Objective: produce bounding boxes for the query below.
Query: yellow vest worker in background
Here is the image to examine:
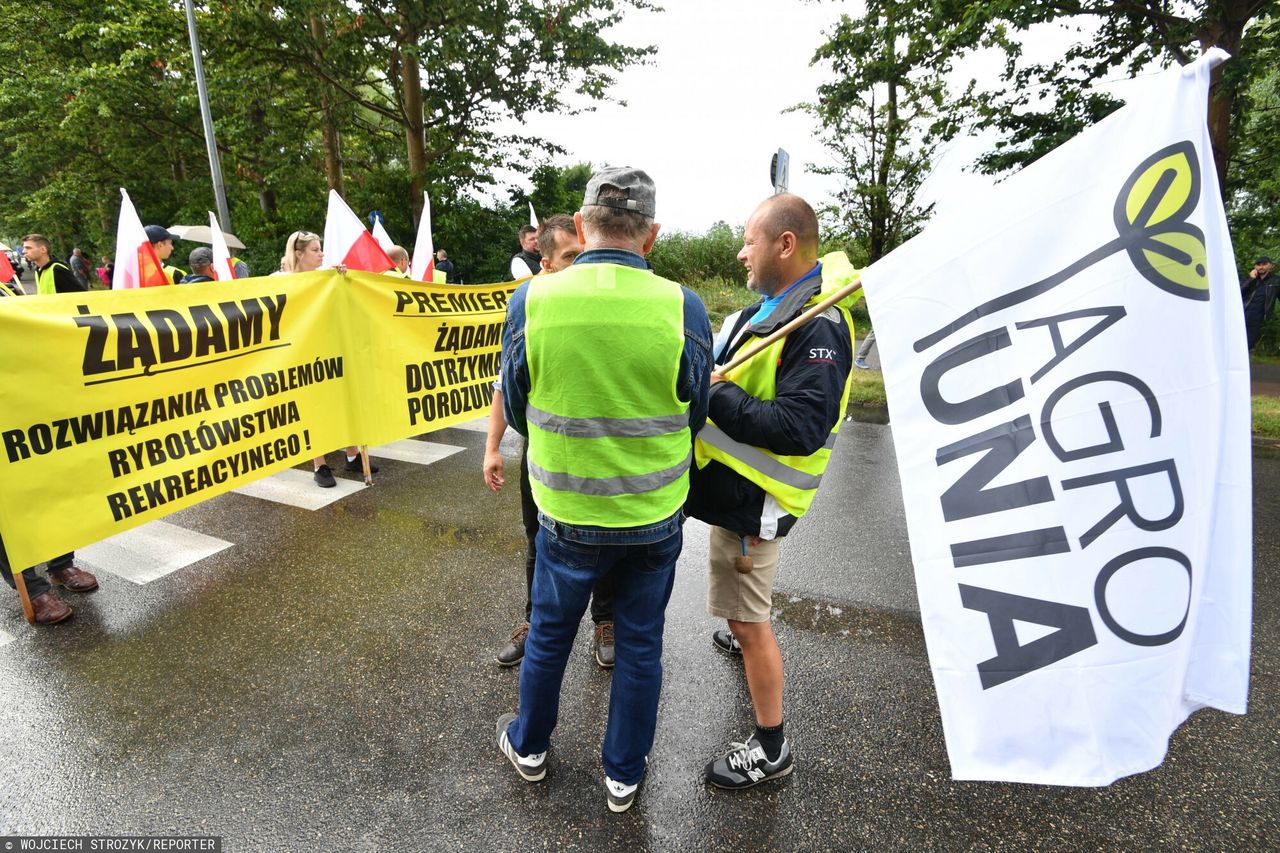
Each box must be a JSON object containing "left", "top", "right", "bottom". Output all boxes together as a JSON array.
[
  {"left": 687, "top": 194, "right": 858, "bottom": 790},
  {"left": 493, "top": 167, "right": 712, "bottom": 814},
  {"left": 144, "top": 225, "right": 186, "bottom": 284}
]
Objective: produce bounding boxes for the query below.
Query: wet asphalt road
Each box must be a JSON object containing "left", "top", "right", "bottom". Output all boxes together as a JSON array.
[{"left": 0, "top": 420, "right": 1275, "bottom": 851}]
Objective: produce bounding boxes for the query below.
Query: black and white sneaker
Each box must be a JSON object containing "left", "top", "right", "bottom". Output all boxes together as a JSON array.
[
  {"left": 605, "top": 774, "right": 639, "bottom": 813},
  {"left": 712, "top": 628, "right": 742, "bottom": 656},
  {"left": 704, "top": 736, "right": 793, "bottom": 789},
  {"left": 496, "top": 712, "right": 546, "bottom": 782}
]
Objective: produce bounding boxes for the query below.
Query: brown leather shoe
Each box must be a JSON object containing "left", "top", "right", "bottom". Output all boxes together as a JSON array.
[
  {"left": 497, "top": 622, "right": 529, "bottom": 667},
  {"left": 47, "top": 565, "right": 99, "bottom": 592},
  {"left": 30, "top": 592, "right": 73, "bottom": 625}
]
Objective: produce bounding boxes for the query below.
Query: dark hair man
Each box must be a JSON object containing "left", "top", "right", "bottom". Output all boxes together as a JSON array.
[
  {"left": 1242, "top": 255, "right": 1278, "bottom": 350},
  {"left": 687, "top": 193, "right": 858, "bottom": 790},
  {"left": 181, "top": 247, "right": 217, "bottom": 284},
  {"left": 486, "top": 213, "right": 616, "bottom": 670},
  {"left": 21, "top": 234, "right": 85, "bottom": 295},
  {"left": 510, "top": 224, "right": 540, "bottom": 280},
  {"left": 494, "top": 167, "right": 712, "bottom": 813}
]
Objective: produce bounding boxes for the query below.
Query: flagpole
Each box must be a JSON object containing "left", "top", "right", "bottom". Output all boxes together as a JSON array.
[
  {"left": 182, "top": 0, "right": 232, "bottom": 231},
  {"left": 717, "top": 280, "right": 863, "bottom": 374},
  {"left": 13, "top": 569, "right": 34, "bottom": 624}
]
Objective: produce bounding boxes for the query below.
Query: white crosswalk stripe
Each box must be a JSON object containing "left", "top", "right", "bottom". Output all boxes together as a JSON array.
[
  {"left": 0, "top": 629, "right": 14, "bottom": 647},
  {"left": 368, "top": 439, "right": 465, "bottom": 466},
  {"left": 232, "top": 467, "right": 365, "bottom": 510},
  {"left": 446, "top": 415, "right": 497, "bottom": 434},
  {"left": 76, "top": 520, "right": 234, "bottom": 585}
]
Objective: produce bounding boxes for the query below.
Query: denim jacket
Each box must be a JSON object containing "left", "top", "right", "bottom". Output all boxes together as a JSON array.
[{"left": 500, "top": 247, "right": 713, "bottom": 544}]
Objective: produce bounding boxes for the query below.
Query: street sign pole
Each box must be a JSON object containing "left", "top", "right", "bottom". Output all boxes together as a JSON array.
[{"left": 183, "top": 0, "right": 232, "bottom": 231}]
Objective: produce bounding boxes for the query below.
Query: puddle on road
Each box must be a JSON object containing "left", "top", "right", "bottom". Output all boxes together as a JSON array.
[{"left": 771, "top": 590, "right": 922, "bottom": 646}]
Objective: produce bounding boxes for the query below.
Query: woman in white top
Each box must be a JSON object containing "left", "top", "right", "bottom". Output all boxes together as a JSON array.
[{"left": 276, "top": 230, "right": 375, "bottom": 488}]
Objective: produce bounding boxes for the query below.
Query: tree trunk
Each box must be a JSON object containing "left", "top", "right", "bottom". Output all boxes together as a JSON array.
[
  {"left": 1202, "top": 7, "right": 1246, "bottom": 198},
  {"left": 311, "top": 14, "right": 343, "bottom": 194},
  {"left": 400, "top": 37, "right": 427, "bottom": 227}
]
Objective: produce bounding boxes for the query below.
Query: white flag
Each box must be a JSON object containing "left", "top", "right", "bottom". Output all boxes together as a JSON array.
[
  {"left": 409, "top": 191, "right": 436, "bottom": 283},
  {"left": 208, "top": 211, "right": 236, "bottom": 281},
  {"left": 861, "top": 49, "right": 1251, "bottom": 786},
  {"left": 372, "top": 218, "right": 395, "bottom": 253},
  {"left": 528, "top": 201, "right": 538, "bottom": 228},
  {"left": 112, "top": 189, "right": 169, "bottom": 290}
]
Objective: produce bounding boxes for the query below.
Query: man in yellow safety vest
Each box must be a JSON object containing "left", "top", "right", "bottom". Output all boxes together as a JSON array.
[
  {"left": 493, "top": 167, "right": 712, "bottom": 813},
  {"left": 687, "top": 193, "right": 858, "bottom": 790}
]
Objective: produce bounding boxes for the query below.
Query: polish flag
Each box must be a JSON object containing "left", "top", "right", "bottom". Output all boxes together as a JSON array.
[
  {"left": 409, "top": 192, "right": 437, "bottom": 283},
  {"left": 372, "top": 218, "right": 395, "bottom": 253},
  {"left": 209, "top": 211, "right": 237, "bottom": 281},
  {"left": 113, "top": 188, "right": 169, "bottom": 289},
  {"left": 0, "top": 251, "right": 15, "bottom": 284},
  {"left": 529, "top": 201, "right": 538, "bottom": 228},
  {"left": 322, "top": 190, "right": 395, "bottom": 273}
]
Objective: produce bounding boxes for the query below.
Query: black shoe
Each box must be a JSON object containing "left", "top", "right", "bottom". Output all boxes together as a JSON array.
[
  {"left": 344, "top": 453, "right": 379, "bottom": 474},
  {"left": 313, "top": 464, "right": 336, "bottom": 488},
  {"left": 712, "top": 628, "right": 742, "bottom": 656},
  {"left": 497, "top": 622, "right": 529, "bottom": 666},
  {"left": 496, "top": 712, "right": 546, "bottom": 782},
  {"left": 705, "top": 736, "right": 793, "bottom": 789},
  {"left": 593, "top": 622, "right": 615, "bottom": 669}
]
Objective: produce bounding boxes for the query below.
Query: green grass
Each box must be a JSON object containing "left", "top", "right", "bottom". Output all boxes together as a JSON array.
[
  {"left": 1255, "top": 396, "right": 1280, "bottom": 439},
  {"left": 847, "top": 370, "right": 887, "bottom": 407}
]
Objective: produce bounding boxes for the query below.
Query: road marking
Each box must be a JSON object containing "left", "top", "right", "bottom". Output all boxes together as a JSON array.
[
  {"left": 0, "top": 628, "right": 14, "bottom": 647},
  {"left": 368, "top": 439, "right": 465, "bottom": 466},
  {"left": 77, "top": 520, "right": 234, "bottom": 585},
  {"left": 232, "top": 468, "right": 365, "bottom": 510},
  {"left": 444, "top": 415, "right": 495, "bottom": 434}
]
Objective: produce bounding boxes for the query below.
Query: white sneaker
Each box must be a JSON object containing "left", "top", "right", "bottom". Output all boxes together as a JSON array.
[{"left": 605, "top": 774, "right": 639, "bottom": 813}]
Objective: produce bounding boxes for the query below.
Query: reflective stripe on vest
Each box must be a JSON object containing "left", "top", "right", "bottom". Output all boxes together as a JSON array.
[
  {"left": 525, "top": 262, "right": 690, "bottom": 528},
  {"left": 694, "top": 256, "right": 859, "bottom": 519}
]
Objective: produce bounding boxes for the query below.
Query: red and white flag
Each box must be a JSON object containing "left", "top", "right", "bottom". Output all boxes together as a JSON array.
[
  {"left": 209, "top": 211, "right": 237, "bottom": 281},
  {"left": 410, "top": 192, "right": 436, "bottom": 283},
  {"left": 113, "top": 188, "right": 169, "bottom": 289},
  {"left": 0, "top": 250, "right": 15, "bottom": 284},
  {"left": 372, "top": 218, "right": 395, "bottom": 253},
  {"left": 529, "top": 201, "right": 538, "bottom": 228},
  {"left": 322, "top": 190, "right": 395, "bottom": 273}
]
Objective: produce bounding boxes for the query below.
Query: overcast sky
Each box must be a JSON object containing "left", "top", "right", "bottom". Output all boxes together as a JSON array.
[
  {"left": 495, "top": 1, "right": 1153, "bottom": 235},
  {"left": 496, "top": 0, "right": 875, "bottom": 233}
]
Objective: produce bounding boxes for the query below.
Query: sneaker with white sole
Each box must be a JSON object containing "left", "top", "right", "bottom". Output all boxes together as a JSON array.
[
  {"left": 705, "top": 735, "right": 793, "bottom": 789},
  {"left": 712, "top": 628, "right": 742, "bottom": 656},
  {"left": 605, "top": 774, "right": 639, "bottom": 813},
  {"left": 496, "top": 712, "right": 546, "bottom": 782}
]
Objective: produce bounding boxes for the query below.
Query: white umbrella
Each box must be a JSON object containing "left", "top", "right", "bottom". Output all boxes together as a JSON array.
[
  {"left": 167, "top": 224, "right": 246, "bottom": 250},
  {"left": 0, "top": 241, "right": 10, "bottom": 252}
]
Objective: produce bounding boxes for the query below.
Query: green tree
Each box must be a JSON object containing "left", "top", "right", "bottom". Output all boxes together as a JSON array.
[
  {"left": 799, "top": 1, "right": 966, "bottom": 262},
  {"left": 936, "top": 0, "right": 1273, "bottom": 196}
]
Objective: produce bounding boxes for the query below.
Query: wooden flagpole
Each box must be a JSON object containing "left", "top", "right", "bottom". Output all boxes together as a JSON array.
[
  {"left": 716, "top": 280, "right": 864, "bottom": 374},
  {"left": 13, "top": 569, "right": 34, "bottom": 624}
]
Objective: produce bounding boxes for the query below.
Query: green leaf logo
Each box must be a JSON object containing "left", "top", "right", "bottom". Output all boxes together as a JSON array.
[{"left": 1113, "top": 141, "right": 1209, "bottom": 301}]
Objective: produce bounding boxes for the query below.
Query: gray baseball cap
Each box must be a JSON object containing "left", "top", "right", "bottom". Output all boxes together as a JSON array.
[
  {"left": 189, "top": 246, "right": 214, "bottom": 268},
  {"left": 583, "top": 166, "right": 656, "bottom": 218}
]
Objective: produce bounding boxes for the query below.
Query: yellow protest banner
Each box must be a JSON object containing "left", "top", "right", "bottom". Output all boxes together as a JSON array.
[{"left": 0, "top": 271, "right": 514, "bottom": 569}]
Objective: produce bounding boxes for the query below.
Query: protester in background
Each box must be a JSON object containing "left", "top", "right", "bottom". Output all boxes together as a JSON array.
[
  {"left": 494, "top": 167, "right": 711, "bottom": 814},
  {"left": 1242, "top": 255, "right": 1278, "bottom": 351},
  {"left": 275, "top": 230, "right": 376, "bottom": 487},
  {"left": 12, "top": 234, "right": 100, "bottom": 604},
  {"left": 855, "top": 327, "right": 876, "bottom": 369},
  {"left": 144, "top": 225, "right": 185, "bottom": 284},
  {"left": 387, "top": 246, "right": 410, "bottom": 277},
  {"left": 68, "top": 247, "right": 91, "bottom": 289},
  {"left": 96, "top": 255, "right": 111, "bottom": 287},
  {"left": 509, "top": 225, "right": 540, "bottom": 279},
  {"left": 22, "top": 234, "right": 85, "bottom": 295},
  {"left": 435, "top": 249, "right": 456, "bottom": 283},
  {"left": 687, "top": 194, "right": 855, "bottom": 790},
  {"left": 483, "top": 214, "right": 616, "bottom": 670},
  {"left": 180, "top": 247, "right": 217, "bottom": 283}
]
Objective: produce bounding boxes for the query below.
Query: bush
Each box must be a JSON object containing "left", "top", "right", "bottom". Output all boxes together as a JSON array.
[{"left": 649, "top": 222, "right": 746, "bottom": 287}]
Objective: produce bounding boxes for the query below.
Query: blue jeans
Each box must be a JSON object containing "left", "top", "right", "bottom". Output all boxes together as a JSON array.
[{"left": 508, "top": 518, "right": 683, "bottom": 785}]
